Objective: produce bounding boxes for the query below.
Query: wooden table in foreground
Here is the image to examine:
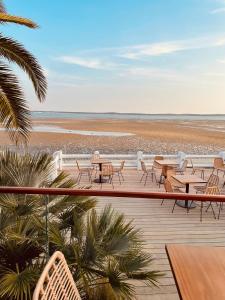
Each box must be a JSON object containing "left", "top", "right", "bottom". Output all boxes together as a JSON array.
[
  {"left": 166, "top": 244, "right": 225, "bottom": 300},
  {"left": 172, "top": 174, "right": 207, "bottom": 209}
]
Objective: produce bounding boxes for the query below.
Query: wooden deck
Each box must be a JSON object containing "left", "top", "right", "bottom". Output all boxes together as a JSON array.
[{"left": 65, "top": 167, "right": 225, "bottom": 300}]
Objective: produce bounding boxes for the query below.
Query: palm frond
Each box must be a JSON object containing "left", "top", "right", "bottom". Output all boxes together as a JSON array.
[
  {"left": 0, "top": 13, "right": 38, "bottom": 28},
  {"left": 0, "top": 35, "right": 47, "bottom": 101},
  {"left": 0, "top": 267, "right": 39, "bottom": 300},
  {"left": 0, "top": 62, "right": 31, "bottom": 141},
  {"left": 0, "top": 1, "right": 6, "bottom": 13}
]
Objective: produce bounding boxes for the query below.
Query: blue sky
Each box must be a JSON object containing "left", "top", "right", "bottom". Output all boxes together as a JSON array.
[{"left": 3, "top": 0, "right": 225, "bottom": 113}]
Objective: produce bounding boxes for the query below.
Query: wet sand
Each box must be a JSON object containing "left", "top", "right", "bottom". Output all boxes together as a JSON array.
[{"left": 1, "top": 118, "right": 225, "bottom": 154}]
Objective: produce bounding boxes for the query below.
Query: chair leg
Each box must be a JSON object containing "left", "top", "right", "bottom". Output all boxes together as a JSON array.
[
  {"left": 201, "top": 170, "right": 204, "bottom": 180},
  {"left": 144, "top": 173, "right": 149, "bottom": 186},
  {"left": 140, "top": 173, "right": 144, "bottom": 183},
  {"left": 118, "top": 173, "right": 121, "bottom": 185},
  {"left": 120, "top": 172, "right": 124, "bottom": 181},
  {"left": 161, "top": 199, "right": 164, "bottom": 205},
  {"left": 172, "top": 200, "right": 177, "bottom": 213},
  {"left": 110, "top": 175, "right": 114, "bottom": 189},
  {"left": 218, "top": 203, "right": 223, "bottom": 219},
  {"left": 76, "top": 173, "right": 81, "bottom": 184}
]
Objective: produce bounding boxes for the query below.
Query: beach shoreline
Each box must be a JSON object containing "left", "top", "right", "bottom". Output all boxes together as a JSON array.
[{"left": 1, "top": 118, "right": 225, "bottom": 154}]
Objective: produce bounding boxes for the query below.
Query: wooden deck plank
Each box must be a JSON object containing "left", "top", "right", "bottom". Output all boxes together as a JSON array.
[{"left": 64, "top": 167, "right": 225, "bottom": 299}]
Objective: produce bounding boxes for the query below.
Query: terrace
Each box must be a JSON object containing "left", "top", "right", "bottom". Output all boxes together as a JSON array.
[{"left": 48, "top": 150, "right": 225, "bottom": 299}]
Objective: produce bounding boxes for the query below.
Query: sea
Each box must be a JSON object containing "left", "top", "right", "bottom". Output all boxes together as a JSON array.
[{"left": 32, "top": 111, "right": 225, "bottom": 121}]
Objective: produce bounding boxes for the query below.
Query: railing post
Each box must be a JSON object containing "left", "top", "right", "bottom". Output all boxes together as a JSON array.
[
  {"left": 178, "top": 151, "right": 186, "bottom": 165},
  {"left": 137, "top": 151, "right": 143, "bottom": 170},
  {"left": 219, "top": 151, "right": 225, "bottom": 161}
]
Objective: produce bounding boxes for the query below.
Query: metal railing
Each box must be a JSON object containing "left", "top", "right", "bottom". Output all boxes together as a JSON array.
[{"left": 0, "top": 186, "right": 224, "bottom": 202}]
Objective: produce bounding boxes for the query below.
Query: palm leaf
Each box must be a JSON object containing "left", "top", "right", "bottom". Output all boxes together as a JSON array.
[
  {"left": 0, "top": 35, "right": 47, "bottom": 101},
  {"left": 0, "top": 13, "right": 38, "bottom": 28},
  {"left": 0, "top": 1, "right": 6, "bottom": 13},
  {"left": 0, "top": 62, "right": 31, "bottom": 141}
]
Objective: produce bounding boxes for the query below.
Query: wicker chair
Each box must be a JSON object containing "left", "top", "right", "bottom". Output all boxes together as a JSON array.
[
  {"left": 113, "top": 160, "right": 125, "bottom": 184},
  {"left": 161, "top": 179, "right": 184, "bottom": 211},
  {"left": 140, "top": 160, "right": 157, "bottom": 185},
  {"left": 175, "top": 159, "right": 188, "bottom": 175},
  {"left": 213, "top": 158, "right": 225, "bottom": 175},
  {"left": 190, "top": 159, "right": 205, "bottom": 179},
  {"left": 100, "top": 163, "right": 114, "bottom": 188},
  {"left": 76, "top": 160, "right": 93, "bottom": 184},
  {"left": 33, "top": 251, "right": 81, "bottom": 300},
  {"left": 194, "top": 173, "right": 219, "bottom": 194},
  {"left": 189, "top": 186, "right": 218, "bottom": 222}
]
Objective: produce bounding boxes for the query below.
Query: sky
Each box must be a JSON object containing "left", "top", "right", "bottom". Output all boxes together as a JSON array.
[{"left": 3, "top": 0, "right": 225, "bottom": 114}]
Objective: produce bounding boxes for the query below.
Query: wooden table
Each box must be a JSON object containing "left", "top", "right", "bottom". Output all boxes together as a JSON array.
[
  {"left": 91, "top": 159, "right": 111, "bottom": 183},
  {"left": 166, "top": 244, "right": 225, "bottom": 300},
  {"left": 155, "top": 160, "right": 179, "bottom": 180},
  {"left": 172, "top": 174, "right": 207, "bottom": 209}
]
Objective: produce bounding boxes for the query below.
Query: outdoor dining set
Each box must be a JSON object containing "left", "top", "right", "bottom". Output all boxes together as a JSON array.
[{"left": 76, "top": 153, "right": 225, "bottom": 221}]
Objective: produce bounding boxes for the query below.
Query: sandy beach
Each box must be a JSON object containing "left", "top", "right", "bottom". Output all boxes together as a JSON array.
[{"left": 1, "top": 118, "right": 225, "bottom": 154}]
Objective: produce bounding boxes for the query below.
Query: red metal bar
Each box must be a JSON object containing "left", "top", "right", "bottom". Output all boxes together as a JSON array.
[{"left": 0, "top": 186, "right": 224, "bottom": 202}]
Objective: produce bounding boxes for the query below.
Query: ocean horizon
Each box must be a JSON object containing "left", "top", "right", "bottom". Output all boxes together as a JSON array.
[{"left": 32, "top": 111, "right": 225, "bottom": 121}]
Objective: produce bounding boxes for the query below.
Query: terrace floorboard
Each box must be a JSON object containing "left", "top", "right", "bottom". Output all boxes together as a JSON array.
[{"left": 65, "top": 167, "right": 225, "bottom": 300}]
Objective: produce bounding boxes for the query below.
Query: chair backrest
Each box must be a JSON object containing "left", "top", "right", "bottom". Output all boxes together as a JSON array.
[
  {"left": 214, "top": 157, "right": 224, "bottom": 169},
  {"left": 76, "top": 160, "right": 80, "bottom": 171},
  {"left": 164, "top": 179, "right": 174, "bottom": 193},
  {"left": 207, "top": 174, "right": 219, "bottom": 187},
  {"left": 33, "top": 251, "right": 81, "bottom": 300},
  {"left": 102, "top": 163, "right": 114, "bottom": 176},
  {"left": 120, "top": 160, "right": 125, "bottom": 171},
  {"left": 140, "top": 160, "right": 147, "bottom": 173},
  {"left": 205, "top": 185, "right": 220, "bottom": 195}
]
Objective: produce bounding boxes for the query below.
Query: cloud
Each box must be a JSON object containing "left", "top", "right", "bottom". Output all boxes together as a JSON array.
[
  {"left": 118, "top": 37, "right": 225, "bottom": 60},
  {"left": 120, "top": 67, "right": 180, "bottom": 80},
  {"left": 210, "top": 7, "right": 225, "bottom": 14},
  {"left": 57, "top": 55, "right": 116, "bottom": 70},
  {"left": 217, "top": 58, "right": 225, "bottom": 63}
]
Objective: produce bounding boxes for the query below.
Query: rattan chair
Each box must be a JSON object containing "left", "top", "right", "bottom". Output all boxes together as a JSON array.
[
  {"left": 140, "top": 160, "right": 157, "bottom": 185},
  {"left": 100, "top": 163, "right": 114, "bottom": 188},
  {"left": 194, "top": 173, "right": 219, "bottom": 194},
  {"left": 213, "top": 157, "right": 225, "bottom": 175},
  {"left": 161, "top": 179, "right": 184, "bottom": 211},
  {"left": 33, "top": 251, "right": 81, "bottom": 300},
  {"left": 190, "top": 159, "right": 205, "bottom": 179},
  {"left": 113, "top": 160, "right": 125, "bottom": 184},
  {"left": 175, "top": 159, "right": 188, "bottom": 174},
  {"left": 76, "top": 160, "right": 93, "bottom": 184},
  {"left": 189, "top": 186, "right": 218, "bottom": 222}
]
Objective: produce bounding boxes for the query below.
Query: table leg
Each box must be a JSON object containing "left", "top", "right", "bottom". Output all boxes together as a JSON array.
[
  {"left": 176, "top": 183, "right": 196, "bottom": 209},
  {"left": 93, "top": 163, "right": 107, "bottom": 183},
  {"left": 99, "top": 163, "right": 102, "bottom": 183}
]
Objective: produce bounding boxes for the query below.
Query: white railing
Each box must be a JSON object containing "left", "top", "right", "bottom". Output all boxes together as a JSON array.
[{"left": 52, "top": 150, "right": 224, "bottom": 171}]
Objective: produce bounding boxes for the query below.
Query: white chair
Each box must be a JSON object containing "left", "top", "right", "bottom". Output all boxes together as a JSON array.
[{"left": 33, "top": 251, "right": 81, "bottom": 300}]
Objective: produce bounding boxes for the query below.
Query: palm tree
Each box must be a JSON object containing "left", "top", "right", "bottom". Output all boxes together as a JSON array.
[
  {"left": 0, "top": 150, "right": 163, "bottom": 299},
  {"left": 0, "top": 1, "right": 47, "bottom": 142}
]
